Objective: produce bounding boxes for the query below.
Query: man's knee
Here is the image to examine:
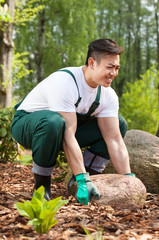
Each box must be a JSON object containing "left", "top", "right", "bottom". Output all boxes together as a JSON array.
[
  {"left": 42, "top": 112, "right": 66, "bottom": 136},
  {"left": 119, "top": 114, "right": 127, "bottom": 138}
]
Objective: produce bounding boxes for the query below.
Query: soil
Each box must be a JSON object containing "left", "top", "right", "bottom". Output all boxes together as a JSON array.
[{"left": 0, "top": 162, "right": 159, "bottom": 240}]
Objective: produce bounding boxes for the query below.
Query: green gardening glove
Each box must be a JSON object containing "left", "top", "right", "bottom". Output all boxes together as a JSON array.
[
  {"left": 75, "top": 172, "right": 100, "bottom": 205},
  {"left": 125, "top": 173, "right": 136, "bottom": 177}
]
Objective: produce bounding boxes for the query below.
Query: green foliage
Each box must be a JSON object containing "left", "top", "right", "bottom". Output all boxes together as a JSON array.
[
  {"left": 53, "top": 148, "right": 86, "bottom": 182},
  {"left": 82, "top": 226, "right": 103, "bottom": 240},
  {"left": 12, "top": 51, "right": 34, "bottom": 100},
  {"left": 0, "top": 108, "right": 18, "bottom": 162},
  {"left": 56, "top": 151, "right": 67, "bottom": 171},
  {"left": 15, "top": 0, "right": 45, "bottom": 26},
  {"left": 95, "top": 0, "right": 159, "bottom": 96},
  {"left": 12, "top": 52, "right": 33, "bottom": 83},
  {"left": 120, "top": 65, "right": 159, "bottom": 135},
  {"left": 0, "top": 2, "right": 12, "bottom": 25},
  {"left": 14, "top": 186, "right": 69, "bottom": 234},
  {"left": 13, "top": 0, "right": 96, "bottom": 97},
  {"left": 51, "top": 151, "right": 68, "bottom": 182},
  {"left": 12, "top": 0, "right": 159, "bottom": 100}
]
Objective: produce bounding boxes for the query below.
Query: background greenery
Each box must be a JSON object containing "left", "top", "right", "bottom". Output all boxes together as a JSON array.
[
  {"left": 0, "top": 107, "right": 18, "bottom": 162},
  {"left": 0, "top": 0, "right": 159, "bottom": 137}
]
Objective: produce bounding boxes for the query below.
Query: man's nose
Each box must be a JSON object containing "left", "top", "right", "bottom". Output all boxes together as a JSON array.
[
  {"left": 110, "top": 68, "right": 118, "bottom": 76},
  {"left": 110, "top": 69, "right": 116, "bottom": 75}
]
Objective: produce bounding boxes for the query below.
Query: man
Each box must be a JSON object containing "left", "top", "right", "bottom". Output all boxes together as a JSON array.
[{"left": 11, "top": 38, "right": 135, "bottom": 205}]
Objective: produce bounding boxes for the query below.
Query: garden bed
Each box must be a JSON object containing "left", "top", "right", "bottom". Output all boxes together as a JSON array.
[{"left": 0, "top": 162, "right": 159, "bottom": 240}]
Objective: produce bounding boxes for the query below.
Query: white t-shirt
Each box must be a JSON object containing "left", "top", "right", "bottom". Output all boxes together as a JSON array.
[{"left": 17, "top": 66, "right": 119, "bottom": 118}]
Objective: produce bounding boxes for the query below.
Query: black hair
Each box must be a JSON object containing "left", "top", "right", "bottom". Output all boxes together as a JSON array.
[{"left": 85, "top": 38, "right": 123, "bottom": 65}]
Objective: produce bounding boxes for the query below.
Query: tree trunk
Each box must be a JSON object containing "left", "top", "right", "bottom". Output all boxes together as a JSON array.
[
  {"left": 135, "top": 0, "right": 141, "bottom": 79},
  {"left": 156, "top": 125, "right": 159, "bottom": 137},
  {"left": 146, "top": 21, "right": 150, "bottom": 70},
  {"left": 35, "top": 9, "right": 45, "bottom": 83},
  {"left": 154, "top": 1, "right": 159, "bottom": 137},
  {"left": 0, "top": 0, "right": 15, "bottom": 107},
  {"left": 155, "top": 3, "right": 159, "bottom": 69}
]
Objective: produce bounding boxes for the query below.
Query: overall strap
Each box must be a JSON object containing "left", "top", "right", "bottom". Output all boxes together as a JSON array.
[
  {"left": 95, "top": 85, "right": 101, "bottom": 103},
  {"left": 58, "top": 69, "right": 81, "bottom": 107},
  {"left": 84, "top": 85, "right": 101, "bottom": 117}
]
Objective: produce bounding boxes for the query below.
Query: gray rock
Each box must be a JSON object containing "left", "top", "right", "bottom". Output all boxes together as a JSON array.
[
  {"left": 69, "top": 174, "right": 146, "bottom": 209},
  {"left": 103, "top": 130, "right": 159, "bottom": 193}
]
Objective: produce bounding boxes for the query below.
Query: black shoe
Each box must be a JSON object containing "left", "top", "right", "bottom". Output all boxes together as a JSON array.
[{"left": 34, "top": 173, "right": 51, "bottom": 201}]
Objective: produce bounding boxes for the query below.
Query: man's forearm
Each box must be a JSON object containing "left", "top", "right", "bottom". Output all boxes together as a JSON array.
[
  {"left": 107, "top": 137, "right": 131, "bottom": 174},
  {"left": 57, "top": 112, "right": 86, "bottom": 176},
  {"left": 63, "top": 132, "right": 86, "bottom": 175}
]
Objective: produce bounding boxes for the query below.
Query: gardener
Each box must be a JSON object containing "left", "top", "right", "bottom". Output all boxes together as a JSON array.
[{"left": 11, "top": 38, "right": 135, "bottom": 204}]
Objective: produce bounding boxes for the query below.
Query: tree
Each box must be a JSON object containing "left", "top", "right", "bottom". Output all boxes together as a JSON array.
[
  {"left": 0, "top": 0, "right": 45, "bottom": 107},
  {"left": 94, "top": 0, "right": 159, "bottom": 98},
  {"left": 0, "top": 0, "right": 15, "bottom": 107},
  {"left": 13, "top": 0, "right": 97, "bottom": 100}
]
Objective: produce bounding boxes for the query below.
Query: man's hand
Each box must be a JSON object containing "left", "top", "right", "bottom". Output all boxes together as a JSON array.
[{"left": 75, "top": 172, "right": 100, "bottom": 205}]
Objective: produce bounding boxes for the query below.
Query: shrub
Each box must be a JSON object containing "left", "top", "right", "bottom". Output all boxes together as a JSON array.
[
  {"left": 0, "top": 107, "right": 18, "bottom": 163},
  {"left": 120, "top": 66, "right": 159, "bottom": 135}
]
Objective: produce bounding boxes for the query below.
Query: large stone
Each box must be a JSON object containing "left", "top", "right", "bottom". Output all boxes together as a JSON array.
[
  {"left": 69, "top": 174, "right": 146, "bottom": 209},
  {"left": 103, "top": 130, "right": 159, "bottom": 194}
]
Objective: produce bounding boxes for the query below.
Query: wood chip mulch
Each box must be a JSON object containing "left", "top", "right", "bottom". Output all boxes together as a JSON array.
[{"left": 0, "top": 162, "right": 159, "bottom": 240}]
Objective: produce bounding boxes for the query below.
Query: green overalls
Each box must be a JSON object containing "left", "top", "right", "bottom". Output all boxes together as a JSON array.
[{"left": 11, "top": 70, "right": 127, "bottom": 175}]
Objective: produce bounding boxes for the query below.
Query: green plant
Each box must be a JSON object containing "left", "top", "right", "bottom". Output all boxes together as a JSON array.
[
  {"left": 0, "top": 1, "right": 12, "bottom": 26},
  {"left": 120, "top": 65, "right": 159, "bottom": 135},
  {"left": 0, "top": 108, "right": 18, "bottom": 163},
  {"left": 83, "top": 226, "right": 103, "bottom": 240},
  {"left": 56, "top": 151, "right": 68, "bottom": 171},
  {"left": 51, "top": 151, "right": 68, "bottom": 182},
  {"left": 14, "top": 186, "right": 69, "bottom": 234}
]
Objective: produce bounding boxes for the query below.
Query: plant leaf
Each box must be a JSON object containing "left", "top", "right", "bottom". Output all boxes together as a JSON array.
[
  {"left": 28, "top": 218, "right": 41, "bottom": 226},
  {"left": 31, "top": 199, "right": 43, "bottom": 218},
  {"left": 33, "top": 186, "right": 45, "bottom": 201},
  {"left": 23, "top": 202, "right": 35, "bottom": 219},
  {"left": 14, "top": 201, "right": 35, "bottom": 219},
  {"left": 14, "top": 202, "right": 30, "bottom": 218},
  {"left": 39, "top": 209, "right": 56, "bottom": 220},
  {"left": 47, "top": 219, "right": 58, "bottom": 230},
  {"left": 49, "top": 198, "right": 69, "bottom": 212},
  {"left": 0, "top": 128, "right": 7, "bottom": 137}
]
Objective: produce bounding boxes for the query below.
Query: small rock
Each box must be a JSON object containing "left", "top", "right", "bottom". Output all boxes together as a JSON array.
[{"left": 69, "top": 174, "right": 146, "bottom": 210}]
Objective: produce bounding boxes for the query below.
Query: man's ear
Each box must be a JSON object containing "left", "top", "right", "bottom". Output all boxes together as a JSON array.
[{"left": 88, "top": 57, "right": 95, "bottom": 69}]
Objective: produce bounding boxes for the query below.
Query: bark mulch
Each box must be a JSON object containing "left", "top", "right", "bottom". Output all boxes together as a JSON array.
[{"left": 0, "top": 162, "right": 159, "bottom": 240}]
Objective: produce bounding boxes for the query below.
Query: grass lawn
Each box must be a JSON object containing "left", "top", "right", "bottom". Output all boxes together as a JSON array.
[{"left": 20, "top": 155, "right": 32, "bottom": 165}]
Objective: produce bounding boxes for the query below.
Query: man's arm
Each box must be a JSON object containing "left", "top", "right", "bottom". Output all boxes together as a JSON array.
[
  {"left": 58, "top": 111, "right": 86, "bottom": 175},
  {"left": 58, "top": 111, "right": 100, "bottom": 205},
  {"left": 97, "top": 117, "right": 131, "bottom": 174}
]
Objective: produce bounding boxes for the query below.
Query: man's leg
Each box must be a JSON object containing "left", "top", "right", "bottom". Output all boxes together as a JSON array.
[
  {"left": 75, "top": 115, "right": 127, "bottom": 174},
  {"left": 11, "top": 110, "right": 66, "bottom": 199}
]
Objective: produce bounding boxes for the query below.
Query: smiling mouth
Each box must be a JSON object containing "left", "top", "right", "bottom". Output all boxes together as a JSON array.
[{"left": 106, "top": 78, "right": 112, "bottom": 83}]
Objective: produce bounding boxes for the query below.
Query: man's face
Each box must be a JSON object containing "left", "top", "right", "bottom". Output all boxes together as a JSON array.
[{"left": 89, "top": 54, "right": 120, "bottom": 88}]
